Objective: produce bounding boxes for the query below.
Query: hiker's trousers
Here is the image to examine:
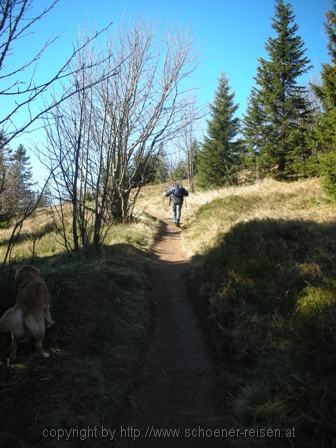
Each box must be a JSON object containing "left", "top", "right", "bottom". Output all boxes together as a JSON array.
[{"left": 173, "top": 203, "right": 182, "bottom": 224}]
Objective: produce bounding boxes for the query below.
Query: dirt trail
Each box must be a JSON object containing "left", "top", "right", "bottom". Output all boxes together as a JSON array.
[{"left": 121, "top": 217, "right": 226, "bottom": 447}]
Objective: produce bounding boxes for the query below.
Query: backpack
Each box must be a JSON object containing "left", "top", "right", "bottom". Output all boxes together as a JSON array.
[
  {"left": 173, "top": 186, "right": 185, "bottom": 198},
  {"left": 172, "top": 186, "right": 186, "bottom": 204}
]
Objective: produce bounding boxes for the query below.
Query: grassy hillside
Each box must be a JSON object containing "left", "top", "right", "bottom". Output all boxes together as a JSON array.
[
  {"left": 182, "top": 178, "right": 333, "bottom": 255},
  {"left": 2, "top": 178, "right": 336, "bottom": 447},
  {"left": 185, "top": 178, "right": 336, "bottom": 448},
  {"left": 0, "top": 209, "right": 160, "bottom": 447},
  {"left": 0, "top": 205, "right": 158, "bottom": 263}
]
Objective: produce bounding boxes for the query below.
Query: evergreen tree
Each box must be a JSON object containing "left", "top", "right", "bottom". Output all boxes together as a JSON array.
[
  {"left": 243, "top": 0, "right": 313, "bottom": 178},
  {"left": 187, "top": 139, "right": 200, "bottom": 192},
  {"left": 242, "top": 88, "right": 266, "bottom": 168},
  {"left": 189, "top": 139, "right": 200, "bottom": 175},
  {"left": 311, "top": 2, "right": 336, "bottom": 198},
  {"left": 36, "top": 186, "right": 52, "bottom": 208},
  {"left": 171, "top": 160, "right": 188, "bottom": 181},
  {"left": 312, "top": 1, "right": 336, "bottom": 153},
  {"left": 0, "top": 132, "right": 10, "bottom": 196},
  {"left": 131, "top": 152, "right": 169, "bottom": 186},
  {"left": 196, "top": 73, "right": 240, "bottom": 189},
  {"left": 154, "top": 154, "right": 170, "bottom": 184},
  {"left": 7, "top": 145, "right": 34, "bottom": 214}
]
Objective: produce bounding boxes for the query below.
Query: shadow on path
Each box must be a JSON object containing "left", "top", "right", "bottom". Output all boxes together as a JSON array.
[{"left": 120, "top": 219, "right": 227, "bottom": 448}]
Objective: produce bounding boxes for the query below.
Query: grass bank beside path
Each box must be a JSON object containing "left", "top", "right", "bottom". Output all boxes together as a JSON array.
[
  {"left": 182, "top": 178, "right": 332, "bottom": 256},
  {"left": 183, "top": 178, "right": 336, "bottom": 448},
  {"left": 0, "top": 212, "right": 160, "bottom": 448}
]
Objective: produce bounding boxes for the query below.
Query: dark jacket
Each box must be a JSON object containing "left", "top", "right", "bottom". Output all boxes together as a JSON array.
[{"left": 165, "top": 185, "right": 189, "bottom": 205}]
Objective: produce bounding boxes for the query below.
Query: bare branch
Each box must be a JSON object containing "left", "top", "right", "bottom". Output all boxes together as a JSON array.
[
  {"left": 43, "top": 21, "right": 200, "bottom": 249},
  {"left": 0, "top": 0, "right": 115, "bottom": 148}
]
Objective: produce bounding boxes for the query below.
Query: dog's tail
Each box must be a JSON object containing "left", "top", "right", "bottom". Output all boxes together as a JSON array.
[
  {"left": 0, "top": 307, "right": 25, "bottom": 337},
  {"left": 23, "top": 312, "right": 45, "bottom": 338}
]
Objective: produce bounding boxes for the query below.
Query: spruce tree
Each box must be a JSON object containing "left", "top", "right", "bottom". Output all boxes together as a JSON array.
[
  {"left": 312, "top": 2, "right": 336, "bottom": 198},
  {"left": 0, "top": 133, "right": 10, "bottom": 195},
  {"left": 242, "top": 88, "right": 266, "bottom": 167},
  {"left": 8, "top": 145, "right": 34, "bottom": 212},
  {"left": 187, "top": 139, "right": 199, "bottom": 192},
  {"left": 196, "top": 73, "right": 240, "bottom": 189},
  {"left": 171, "top": 160, "right": 188, "bottom": 181},
  {"left": 243, "top": 0, "right": 313, "bottom": 178},
  {"left": 312, "top": 1, "right": 336, "bottom": 153}
]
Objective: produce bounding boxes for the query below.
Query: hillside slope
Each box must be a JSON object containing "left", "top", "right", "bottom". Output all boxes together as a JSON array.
[
  {"left": 184, "top": 178, "right": 336, "bottom": 448},
  {"left": 0, "top": 213, "right": 160, "bottom": 447}
]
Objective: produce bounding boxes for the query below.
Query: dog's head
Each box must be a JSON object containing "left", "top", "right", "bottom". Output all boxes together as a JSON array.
[{"left": 15, "top": 265, "right": 40, "bottom": 288}]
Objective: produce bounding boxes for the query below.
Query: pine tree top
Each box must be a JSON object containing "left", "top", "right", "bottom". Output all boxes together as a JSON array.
[
  {"left": 243, "top": 0, "right": 313, "bottom": 178},
  {"left": 257, "top": 0, "right": 311, "bottom": 95},
  {"left": 206, "top": 73, "right": 239, "bottom": 143},
  {"left": 312, "top": 2, "right": 336, "bottom": 111},
  {"left": 326, "top": 1, "right": 336, "bottom": 63}
]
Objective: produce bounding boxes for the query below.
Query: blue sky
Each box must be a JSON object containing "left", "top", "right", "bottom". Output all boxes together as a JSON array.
[
  {"left": 34, "top": 0, "right": 332, "bottom": 114},
  {"left": 6, "top": 0, "right": 334, "bottom": 178}
]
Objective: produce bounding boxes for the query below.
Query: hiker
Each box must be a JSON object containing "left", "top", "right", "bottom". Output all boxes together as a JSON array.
[{"left": 164, "top": 182, "right": 189, "bottom": 227}]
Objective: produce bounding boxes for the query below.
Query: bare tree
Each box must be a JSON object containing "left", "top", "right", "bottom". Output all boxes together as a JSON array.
[
  {"left": 0, "top": 0, "right": 115, "bottom": 147},
  {"left": 43, "top": 22, "right": 199, "bottom": 250},
  {"left": 102, "top": 24, "right": 198, "bottom": 222},
  {"left": 42, "top": 46, "right": 103, "bottom": 252},
  {"left": 0, "top": 0, "right": 115, "bottom": 265},
  {"left": 178, "top": 111, "right": 200, "bottom": 192},
  {"left": 41, "top": 36, "right": 126, "bottom": 251}
]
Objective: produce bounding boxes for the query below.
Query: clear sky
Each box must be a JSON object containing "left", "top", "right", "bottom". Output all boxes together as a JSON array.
[
  {"left": 31, "top": 0, "right": 333, "bottom": 112},
  {"left": 6, "top": 0, "right": 334, "bottom": 179}
]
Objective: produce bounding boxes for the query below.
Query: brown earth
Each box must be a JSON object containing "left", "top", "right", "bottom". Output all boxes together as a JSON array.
[{"left": 119, "top": 215, "right": 228, "bottom": 447}]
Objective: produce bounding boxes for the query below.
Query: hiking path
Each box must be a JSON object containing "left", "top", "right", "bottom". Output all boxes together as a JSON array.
[{"left": 121, "top": 215, "right": 227, "bottom": 448}]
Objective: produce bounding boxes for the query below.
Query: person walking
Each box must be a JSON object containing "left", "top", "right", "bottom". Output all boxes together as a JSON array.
[{"left": 164, "top": 182, "right": 189, "bottom": 227}]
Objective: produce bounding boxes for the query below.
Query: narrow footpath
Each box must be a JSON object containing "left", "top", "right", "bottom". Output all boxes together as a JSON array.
[{"left": 120, "top": 217, "right": 227, "bottom": 448}]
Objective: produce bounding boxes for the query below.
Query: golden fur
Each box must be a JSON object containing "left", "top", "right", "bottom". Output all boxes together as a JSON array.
[{"left": 0, "top": 265, "right": 55, "bottom": 362}]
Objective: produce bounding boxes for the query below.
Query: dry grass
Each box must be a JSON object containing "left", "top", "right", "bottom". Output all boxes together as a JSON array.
[
  {"left": 135, "top": 181, "right": 237, "bottom": 224},
  {"left": 1, "top": 177, "right": 330, "bottom": 278},
  {"left": 136, "top": 178, "right": 334, "bottom": 257},
  {"left": 181, "top": 178, "right": 335, "bottom": 256},
  {"left": 0, "top": 203, "right": 159, "bottom": 264},
  {"left": 134, "top": 182, "right": 170, "bottom": 217}
]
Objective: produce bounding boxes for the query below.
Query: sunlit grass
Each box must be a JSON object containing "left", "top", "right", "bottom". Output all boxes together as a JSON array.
[
  {"left": 0, "top": 202, "right": 159, "bottom": 264},
  {"left": 182, "top": 177, "right": 334, "bottom": 256}
]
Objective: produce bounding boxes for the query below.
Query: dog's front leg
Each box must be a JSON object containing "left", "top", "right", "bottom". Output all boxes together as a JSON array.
[
  {"left": 10, "top": 334, "right": 18, "bottom": 363},
  {"left": 35, "top": 337, "right": 50, "bottom": 358}
]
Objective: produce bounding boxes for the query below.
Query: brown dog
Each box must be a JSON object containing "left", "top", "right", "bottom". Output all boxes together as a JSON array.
[{"left": 0, "top": 265, "right": 55, "bottom": 362}]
